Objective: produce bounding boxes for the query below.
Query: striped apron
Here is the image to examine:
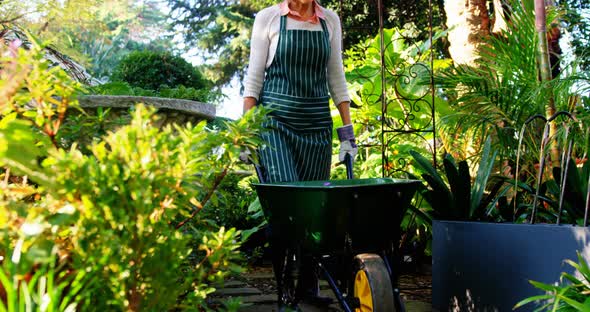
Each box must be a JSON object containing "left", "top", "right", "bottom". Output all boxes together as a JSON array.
[{"left": 258, "top": 15, "right": 333, "bottom": 183}]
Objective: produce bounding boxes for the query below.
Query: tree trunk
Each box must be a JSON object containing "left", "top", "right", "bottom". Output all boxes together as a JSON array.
[
  {"left": 534, "top": 0, "right": 559, "bottom": 165},
  {"left": 491, "top": 0, "right": 508, "bottom": 34},
  {"left": 444, "top": 0, "right": 490, "bottom": 66}
]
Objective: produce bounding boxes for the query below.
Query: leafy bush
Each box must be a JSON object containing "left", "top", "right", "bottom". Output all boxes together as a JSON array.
[
  {"left": 409, "top": 137, "right": 505, "bottom": 221},
  {"left": 57, "top": 106, "right": 129, "bottom": 154},
  {"left": 0, "top": 34, "right": 267, "bottom": 311},
  {"left": 201, "top": 173, "right": 258, "bottom": 230},
  {"left": 112, "top": 50, "right": 208, "bottom": 91}
]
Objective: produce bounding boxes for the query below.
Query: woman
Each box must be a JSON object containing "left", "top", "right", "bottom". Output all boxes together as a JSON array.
[
  {"left": 243, "top": 0, "right": 356, "bottom": 182},
  {"left": 242, "top": 0, "right": 357, "bottom": 307}
]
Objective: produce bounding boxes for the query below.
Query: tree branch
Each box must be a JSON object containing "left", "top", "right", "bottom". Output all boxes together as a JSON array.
[{"left": 175, "top": 165, "right": 230, "bottom": 230}]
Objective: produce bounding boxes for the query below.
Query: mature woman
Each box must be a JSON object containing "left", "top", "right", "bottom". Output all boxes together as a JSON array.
[{"left": 242, "top": 0, "right": 357, "bottom": 306}]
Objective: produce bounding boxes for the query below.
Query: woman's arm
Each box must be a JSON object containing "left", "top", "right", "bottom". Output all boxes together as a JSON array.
[
  {"left": 326, "top": 11, "right": 351, "bottom": 120},
  {"left": 243, "top": 9, "right": 272, "bottom": 113},
  {"left": 337, "top": 101, "right": 352, "bottom": 125}
]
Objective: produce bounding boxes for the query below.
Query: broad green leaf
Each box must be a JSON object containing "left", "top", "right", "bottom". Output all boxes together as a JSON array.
[{"left": 471, "top": 136, "right": 497, "bottom": 216}]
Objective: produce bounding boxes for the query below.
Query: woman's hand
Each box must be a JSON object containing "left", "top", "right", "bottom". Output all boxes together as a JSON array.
[
  {"left": 336, "top": 124, "right": 358, "bottom": 162},
  {"left": 336, "top": 101, "right": 356, "bottom": 161},
  {"left": 243, "top": 97, "right": 257, "bottom": 113}
]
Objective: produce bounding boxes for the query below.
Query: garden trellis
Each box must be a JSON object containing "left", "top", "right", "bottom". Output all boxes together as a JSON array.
[{"left": 336, "top": 0, "right": 437, "bottom": 176}]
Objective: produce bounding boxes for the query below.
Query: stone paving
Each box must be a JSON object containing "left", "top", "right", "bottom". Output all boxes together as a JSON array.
[{"left": 212, "top": 265, "right": 433, "bottom": 312}]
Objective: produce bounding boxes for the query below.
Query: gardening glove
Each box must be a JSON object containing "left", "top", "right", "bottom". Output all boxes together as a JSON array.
[
  {"left": 239, "top": 147, "right": 253, "bottom": 164},
  {"left": 337, "top": 124, "right": 358, "bottom": 162}
]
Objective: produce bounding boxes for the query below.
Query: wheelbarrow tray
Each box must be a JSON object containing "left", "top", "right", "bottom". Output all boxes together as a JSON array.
[{"left": 253, "top": 178, "right": 420, "bottom": 253}]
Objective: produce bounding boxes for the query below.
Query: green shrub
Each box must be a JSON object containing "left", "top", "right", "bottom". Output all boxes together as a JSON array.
[
  {"left": 90, "top": 81, "right": 220, "bottom": 102},
  {"left": 112, "top": 50, "right": 208, "bottom": 91},
  {"left": 0, "top": 33, "right": 267, "bottom": 311},
  {"left": 201, "top": 172, "right": 258, "bottom": 230}
]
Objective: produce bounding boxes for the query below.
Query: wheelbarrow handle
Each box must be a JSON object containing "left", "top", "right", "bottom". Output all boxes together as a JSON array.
[
  {"left": 254, "top": 163, "right": 266, "bottom": 184},
  {"left": 345, "top": 153, "right": 354, "bottom": 180}
]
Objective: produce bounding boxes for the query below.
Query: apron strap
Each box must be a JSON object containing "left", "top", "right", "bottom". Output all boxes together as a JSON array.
[
  {"left": 280, "top": 15, "right": 287, "bottom": 33},
  {"left": 319, "top": 18, "right": 329, "bottom": 41}
]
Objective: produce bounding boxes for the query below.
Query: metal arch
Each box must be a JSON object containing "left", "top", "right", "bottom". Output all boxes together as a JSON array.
[{"left": 338, "top": 0, "right": 437, "bottom": 177}]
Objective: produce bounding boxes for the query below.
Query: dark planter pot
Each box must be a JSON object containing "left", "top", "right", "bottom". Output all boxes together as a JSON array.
[{"left": 433, "top": 220, "right": 590, "bottom": 311}]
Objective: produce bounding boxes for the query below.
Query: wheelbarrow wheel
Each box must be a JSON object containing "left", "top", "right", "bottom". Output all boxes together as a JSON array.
[{"left": 353, "top": 253, "right": 396, "bottom": 312}]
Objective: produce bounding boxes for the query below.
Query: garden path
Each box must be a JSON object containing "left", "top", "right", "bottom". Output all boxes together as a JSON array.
[{"left": 213, "top": 263, "right": 434, "bottom": 312}]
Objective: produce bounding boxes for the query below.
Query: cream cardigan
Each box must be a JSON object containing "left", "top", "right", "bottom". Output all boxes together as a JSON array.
[{"left": 242, "top": 4, "right": 350, "bottom": 106}]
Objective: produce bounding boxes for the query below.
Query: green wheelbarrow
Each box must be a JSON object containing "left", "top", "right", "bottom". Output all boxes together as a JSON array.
[{"left": 252, "top": 157, "right": 420, "bottom": 311}]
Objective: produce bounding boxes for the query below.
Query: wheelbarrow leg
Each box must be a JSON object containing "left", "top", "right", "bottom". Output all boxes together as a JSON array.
[
  {"left": 271, "top": 244, "right": 296, "bottom": 309},
  {"left": 316, "top": 259, "right": 354, "bottom": 312},
  {"left": 382, "top": 251, "right": 406, "bottom": 312}
]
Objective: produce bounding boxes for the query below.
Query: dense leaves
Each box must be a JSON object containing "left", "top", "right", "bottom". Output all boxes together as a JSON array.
[
  {"left": 166, "top": 0, "right": 447, "bottom": 87},
  {"left": 435, "top": 0, "right": 589, "bottom": 163},
  {"left": 322, "top": 0, "right": 447, "bottom": 52},
  {"left": 0, "top": 34, "right": 266, "bottom": 311},
  {"left": 112, "top": 50, "right": 209, "bottom": 91},
  {"left": 2, "top": 0, "right": 173, "bottom": 80},
  {"left": 166, "top": 0, "right": 275, "bottom": 86},
  {"left": 557, "top": 0, "right": 590, "bottom": 70},
  {"left": 341, "top": 26, "right": 450, "bottom": 177},
  {"left": 410, "top": 137, "right": 503, "bottom": 221}
]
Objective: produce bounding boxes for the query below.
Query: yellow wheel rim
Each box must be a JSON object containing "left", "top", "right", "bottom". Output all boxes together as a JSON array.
[{"left": 354, "top": 270, "right": 373, "bottom": 312}]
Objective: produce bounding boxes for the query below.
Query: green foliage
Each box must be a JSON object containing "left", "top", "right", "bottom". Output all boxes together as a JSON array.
[
  {"left": 557, "top": 0, "right": 590, "bottom": 71},
  {"left": 0, "top": 32, "right": 81, "bottom": 180},
  {"left": 89, "top": 51, "right": 221, "bottom": 103},
  {"left": 0, "top": 33, "right": 268, "bottom": 311},
  {"left": 341, "top": 27, "right": 451, "bottom": 177},
  {"left": 409, "top": 137, "right": 505, "bottom": 221},
  {"left": 1, "top": 104, "right": 265, "bottom": 310},
  {"left": 56, "top": 106, "right": 129, "bottom": 154},
  {"left": 514, "top": 251, "right": 590, "bottom": 311},
  {"left": 0, "top": 246, "right": 93, "bottom": 311},
  {"left": 322, "top": 0, "right": 447, "bottom": 53},
  {"left": 98, "top": 50, "right": 221, "bottom": 103},
  {"left": 89, "top": 81, "right": 221, "bottom": 103},
  {"left": 435, "top": 0, "right": 589, "bottom": 162},
  {"left": 200, "top": 173, "right": 258, "bottom": 230},
  {"left": 538, "top": 159, "right": 590, "bottom": 225},
  {"left": 112, "top": 50, "right": 209, "bottom": 91},
  {"left": 4, "top": 0, "right": 173, "bottom": 80},
  {"left": 166, "top": 0, "right": 273, "bottom": 86}
]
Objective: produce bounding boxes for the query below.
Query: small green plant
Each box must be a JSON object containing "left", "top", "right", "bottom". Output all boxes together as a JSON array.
[
  {"left": 544, "top": 160, "right": 590, "bottom": 225},
  {"left": 514, "top": 251, "right": 590, "bottom": 311},
  {"left": 57, "top": 106, "right": 129, "bottom": 153},
  {"left": 200, "top": 173, "right": 258, "bottom": 230},
  {"left": 0, "top": 245, "right": 93, "bottom": 311},
  {"left": 410, "top": 137, "right": 505, "bottom": 221}
]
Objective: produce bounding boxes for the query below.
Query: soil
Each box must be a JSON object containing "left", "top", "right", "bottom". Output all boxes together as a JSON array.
[{"left": 398, "top": 271, "right": 432, "bottom": 302}]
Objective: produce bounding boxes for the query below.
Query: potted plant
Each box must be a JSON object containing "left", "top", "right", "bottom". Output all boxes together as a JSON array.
[{"left": 411, "top": 129, "right": 590, "bottom": 311}]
